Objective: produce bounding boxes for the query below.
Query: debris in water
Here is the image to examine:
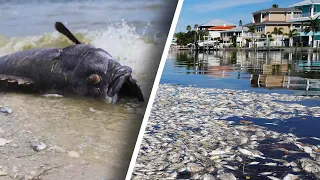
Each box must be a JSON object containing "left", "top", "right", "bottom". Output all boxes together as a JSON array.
[
  {"left": 0, "top": 107, "right": 12, "bottom": 114},
  {"left": 30, "top": 141, "right": 47, "bottom": 152}
]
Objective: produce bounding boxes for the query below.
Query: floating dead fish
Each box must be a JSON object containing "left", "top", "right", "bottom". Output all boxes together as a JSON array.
[
  {"left": 0, "top": 22, "right": 144, "bottom": 103},
  {"left": 238, "top": 147, "right": 265, "bottom": 159},
  {"left": 283, "top": 174, "right": 299, "bottom": 180},
  {"left": 41, "top": 94, "right": 64, "bottom": 98},
  {"left": 0, "top": 107, "right": 12, "bottom": 114},
  {"left": 267, "top": 176, "right": 280, "bottom": 180},
  {"left": 265, "top": 123, "right": 278, "bottom": 126},
  {"left": 263, "top": 162, "right": 277, "bottom": 166},
  {"left": 311, "top": 137, "right": 320, "bottom": 141},
  {"left": 248, "top": 161, "right": 260, "bottom": 165},
  {"left": 260, "top": 172, "right": 273, "bottom": 176},
  {"left": 224, "top": 165, "right": 237, "bottom": 170}
]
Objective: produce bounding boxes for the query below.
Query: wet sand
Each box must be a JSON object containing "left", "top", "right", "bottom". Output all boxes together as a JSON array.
[{"left": 0, "top": 92, "right": 145, "bottom": 179}]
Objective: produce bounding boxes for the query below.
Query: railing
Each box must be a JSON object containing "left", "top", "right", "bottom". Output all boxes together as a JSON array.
[
  {"left": 293, "top": 14, "right": 302, "bottom": 18},
  {"left": 170, "top": 45, "right": 190, "bottom": 50}
]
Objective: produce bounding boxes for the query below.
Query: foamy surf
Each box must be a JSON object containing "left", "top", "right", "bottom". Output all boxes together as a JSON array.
[{"left": 0, "top": 21, "right": 167, "bottom": 98}]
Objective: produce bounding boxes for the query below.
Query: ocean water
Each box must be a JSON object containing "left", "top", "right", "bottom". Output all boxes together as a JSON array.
[{"left": 0, "top": 1, "right": 177, "bottom": 179}]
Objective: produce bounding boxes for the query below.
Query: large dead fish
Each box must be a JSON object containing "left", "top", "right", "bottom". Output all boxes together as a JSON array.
[{"left": 0, "top": 22, "right": 144, "bottom": 103}]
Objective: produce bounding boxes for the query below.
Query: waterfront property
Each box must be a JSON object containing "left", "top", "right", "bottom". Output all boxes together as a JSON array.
[
  {"left": 220, "top": 26, "right": 249, "bottom": 47},
  {"left": 245, "top": 7, "right": 302, "bottom": 46},
  {"left": 198, "top": 19, "right": 236, "bottom": 39},
  {"left": 288, "top": 0, "right": 320, "bottom": 47}
]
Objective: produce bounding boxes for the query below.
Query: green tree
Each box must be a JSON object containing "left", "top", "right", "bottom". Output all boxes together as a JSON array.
[
  {"left": 272, "top": 4, "right": 279, "bottom": 8},
  {"left": 272, "top": 27, "right": 284, "bottom": 46},
  {"left": 230, "top": 34, "right": 237, "bottom": 47},
  {"left": 175, "top": 32, "right": 186, "bottom": 45},
  {"left": 246, "top": 25, "right": 256, "bottom": 48},
  {"left": 285, "top": 29, "right": 299, "bottom": 46},
  {"left": 304, "top": 17, "right": 320, "bottom": 47},
  {"left": 198, "top": 29, "right": 209, "bottom": 40},
  {"left": 186, "top": 25, "right": 192, "bottom": 32}
]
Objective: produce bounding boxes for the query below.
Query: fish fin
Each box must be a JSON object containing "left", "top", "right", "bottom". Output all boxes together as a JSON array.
[
  {"left": 0, "top": 74, "right": 34, "bottom": 85},
  {"left": 55, "top": 22, "right": 82, "bottom": 44}
]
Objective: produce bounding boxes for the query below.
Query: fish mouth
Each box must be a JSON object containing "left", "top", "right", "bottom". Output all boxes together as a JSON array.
[{"left": 106, "top": 74, "right": 144, "bottom": 103}]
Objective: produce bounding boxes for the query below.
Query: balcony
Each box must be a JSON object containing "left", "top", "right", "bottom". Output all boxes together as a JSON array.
[
  {"left": 293, "top": 14, "right": 302, "bottom": 18},
  {"left": 301, "top": 12, "right": 311, "bottom": 17}
]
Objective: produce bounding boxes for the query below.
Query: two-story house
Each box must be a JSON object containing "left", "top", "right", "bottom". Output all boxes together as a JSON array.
[
  {"left": 198, "top": 20, "right": 236, "bottom": 39},
  {"left": 245, "top": 7, "right": 302, "bottom": 46},
  {"left": 288, "top": 0, "right": 320, "bottom": 47},
  {"left": 220, "top": 26, "right": 249, "bottom": 47}
]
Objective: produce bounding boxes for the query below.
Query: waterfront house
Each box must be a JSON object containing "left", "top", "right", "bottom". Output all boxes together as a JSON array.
[
  {"left": 245, "top": 7, "right": 302, "bottom": 46},
  {"left": 220, "top": 26, "right": 249, "bottom": 47},
  {"left": 198, "top": 20, "right": 236, "bottom": 39},
  {"left": 288, "top": 0, "right": 320, "bottom": 47}
]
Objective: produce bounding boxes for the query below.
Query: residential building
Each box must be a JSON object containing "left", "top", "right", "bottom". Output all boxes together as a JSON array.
[
  {"left": 220, "top": 26, "right": 249, "bottom": 47},
  {"left": 245, "top": 7, "right": 302, "bottom": 46},
  {"left": 288, "top": 0, "right": 320, "bottom": 47},
  {"left": 198, "top": 20, "right": 236, "bottom": 39}
]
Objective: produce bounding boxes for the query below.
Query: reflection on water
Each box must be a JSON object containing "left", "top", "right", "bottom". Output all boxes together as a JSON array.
[{"left": 163, "top": 50, "right": 320, "bottom": 93}]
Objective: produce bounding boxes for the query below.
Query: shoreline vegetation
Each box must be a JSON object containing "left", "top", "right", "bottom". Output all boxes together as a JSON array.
[
  {"left": 171, "top": 46, "right": 320, "bottom": 52},
  {"left": 132, "top": 84, "right": 320, "bottom": 179}
]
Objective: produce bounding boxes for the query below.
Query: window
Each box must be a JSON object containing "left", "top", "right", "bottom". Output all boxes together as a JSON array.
[{"left": 256, "top": 26, "right": 265, "bottom": 32}]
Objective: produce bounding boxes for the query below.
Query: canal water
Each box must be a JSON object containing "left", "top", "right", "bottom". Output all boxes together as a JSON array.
[
  {"left": 161, "top": 50, "right": 320, "bottom": 138},
  {"left": 162, "top": 50, "right": 320, "bottom": 95}
]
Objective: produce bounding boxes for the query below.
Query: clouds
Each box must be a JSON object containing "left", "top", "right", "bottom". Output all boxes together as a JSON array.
[{"left": 191, "top": 0, "right": 273, "bottom": 12}]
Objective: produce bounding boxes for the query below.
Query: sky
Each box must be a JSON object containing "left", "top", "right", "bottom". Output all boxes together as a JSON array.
[{"left": 175, "top": 0, "right": 303, "bottom": 32}]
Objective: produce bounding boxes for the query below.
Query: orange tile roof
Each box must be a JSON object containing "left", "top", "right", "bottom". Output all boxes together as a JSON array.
[{"left": 207, "top": 26, "right": 235, "bottom": 31}]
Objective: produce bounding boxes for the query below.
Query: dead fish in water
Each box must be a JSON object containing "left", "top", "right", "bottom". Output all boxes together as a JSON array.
[
  {"left": 0, "top": 22, "right": 144, "bottom": 104},
  {"left": 0, "top": 107, "right": 12, "bottom": 114},
  {"left": 41, "top": 94, "right": 64, "bottom": 98},
  {"left": 259, "top": 172, "right": 273, "bottom": 176}
]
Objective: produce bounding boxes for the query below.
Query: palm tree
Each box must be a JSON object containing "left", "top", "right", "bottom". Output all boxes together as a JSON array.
[
  {"left": 186, "top": 25, "right": 192, "bottom": 32},
  {"left": 272, "top": 27, "right": 284, "bottom": 46},
  {"left": 272, "top": 4, "right": 279, "bottom": 8},
  {"left": 285, "top": 29, "right": 299, "bottom": 46},
  {"left": 304, "top": 17, "right": 320, "bottom": 47},
  {"left": 266, "top": 32, "right": 273, "bottom": 46},
  {"left": 194, "top": 24, "right": 199, "bottom": 30},
  {"left": 246, "top": 25, "right": 256, "bottom": 48},
  {"left": 193, "top": 24, "right": 199, "bottom": 49}
]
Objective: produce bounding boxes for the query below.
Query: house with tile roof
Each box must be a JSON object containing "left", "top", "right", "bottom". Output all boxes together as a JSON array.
[{"left": 199, "top": 19, "right": 236, "bottom": 39}]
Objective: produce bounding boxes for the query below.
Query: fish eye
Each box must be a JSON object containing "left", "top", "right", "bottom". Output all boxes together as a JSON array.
[{"left": 87, "top": 74, "right": 101, "bottom": 85}]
